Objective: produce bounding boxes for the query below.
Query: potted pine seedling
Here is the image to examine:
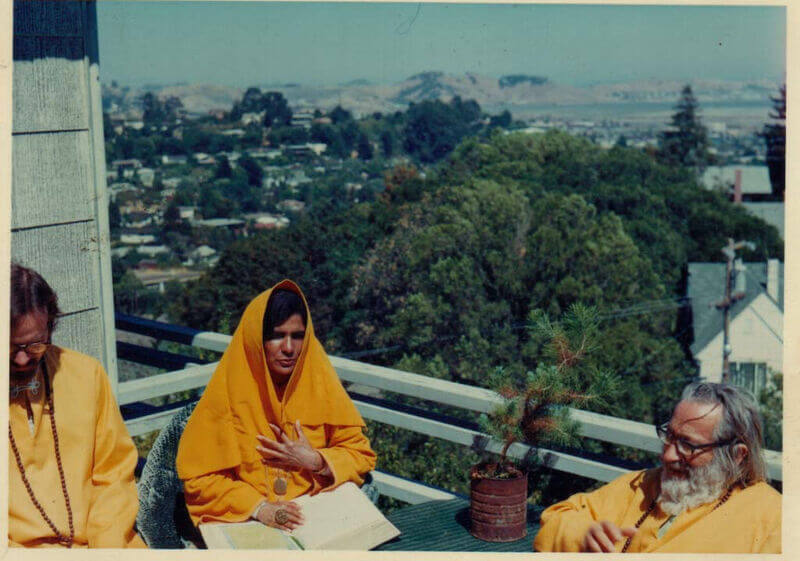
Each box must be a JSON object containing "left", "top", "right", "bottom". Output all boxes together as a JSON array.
[{"left": 470, "top": 304, "right": 619, "bottom": 542}]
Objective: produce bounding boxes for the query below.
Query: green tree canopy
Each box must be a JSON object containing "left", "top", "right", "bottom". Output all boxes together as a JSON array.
[{"left": 657, "top": 85, "right": 713, "bottom": 172}]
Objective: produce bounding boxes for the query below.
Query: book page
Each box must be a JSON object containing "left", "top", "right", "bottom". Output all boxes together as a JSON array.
[
  {"left": 289, "top": 482, "right": 400, "bottom": 549},
  {"left": 199, "top": 520, "right": 299, "bottom": 550}
]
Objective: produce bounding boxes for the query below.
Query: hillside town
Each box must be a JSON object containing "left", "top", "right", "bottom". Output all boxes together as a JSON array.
[{"left": 106, "top": 81, "right": 782, "bottom": 308}]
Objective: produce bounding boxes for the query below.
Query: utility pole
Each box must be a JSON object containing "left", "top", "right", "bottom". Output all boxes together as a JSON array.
[{"left": 715, "top": 238, "right": 755, "bottom": 382}]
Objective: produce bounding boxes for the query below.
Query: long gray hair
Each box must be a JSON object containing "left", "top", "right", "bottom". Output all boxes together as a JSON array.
[{"left": 680, "top": 382, "right": 768, "bottom": 487}]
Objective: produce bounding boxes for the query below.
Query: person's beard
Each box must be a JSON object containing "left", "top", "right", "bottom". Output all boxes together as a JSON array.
[
  {"left": 10, "top": 358, "right": 42, "bottom": 383},
  {"left": 659, "top": 458, "right": 728, "bottom": 516}
]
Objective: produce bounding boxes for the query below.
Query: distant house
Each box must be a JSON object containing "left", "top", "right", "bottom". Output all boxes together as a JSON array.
[
  {"left": 177, "top": 206, "right": 197, "bottom": 221},
  {"left": 702, "top": 165, "right": 784, "bottom": 239},
  {"left": 286, "top": 169, "right": 311, "bottom": 187},
  {"left": 186, "top": 245, "right": 219, "bottom": 268},
  {"left": 277, "top": 199, "right": 306, "bottom": 213},
  {"left": 162, "top": 177, "right": 182, "bottom": 189},
  {"left": 248, "top": 147, "right": 282, "bottom": 160},
  {"left": 112, "top": 158, "right": 143, "bottom": 171},
  {"left": 137, "top": 167, "right": 155, "bottom": 188},
  {"left": 291, "top": 111, "right": 315, "bottom": 129},
  {"left": 687, "top": 260, "right": 783, "bottom": 394},
  {"left": 221, "top": 128, "right": 246, "bottom": 137},
  {"left": 701, "top": 165, "right": 774, "bottom": 200},
  {"left": 245, "top": 212, "right": 290, "bottom": 230},
  {"left": 122, "top": 211, "right": 156, "bottom": 229},
  {"left": 284, "top": 143, "right": 326, "bottom": 158},
  {"left": 742, "top": 202, "right": 784, "bottom": 240},
  {"left": 119, "top": 233, "right": 157, "bottom": 245},
  {"left": 241, "top": 111, "right": 265, "bottom": 126},
  {"left": 194, "top": 153, "right": 216, "bottom": 166},
  {"left": 125, "top": 120, "right": 145, "bottom": 131},
  {"left": 161, "top": 154, "right": 188, "bottom": 166},
  {"left": 192, "top": 218, "right": 246, "bottom": 235},
  {"left": 136, "top": 245, "right": 170, "bottom": 257}
]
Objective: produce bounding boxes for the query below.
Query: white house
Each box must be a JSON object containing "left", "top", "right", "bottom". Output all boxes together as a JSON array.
[{"left": 687, "top": 260, "right": 783, "bottom": 394}]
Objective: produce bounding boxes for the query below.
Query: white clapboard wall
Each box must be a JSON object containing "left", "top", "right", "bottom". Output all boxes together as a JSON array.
[{"left": 12, "top": 1, "right": 118, "bottom": 391}]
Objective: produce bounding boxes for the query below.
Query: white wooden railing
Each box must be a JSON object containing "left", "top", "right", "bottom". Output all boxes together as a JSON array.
[{"left": 117, "top": 322, "right": 782, "bottom": 503}]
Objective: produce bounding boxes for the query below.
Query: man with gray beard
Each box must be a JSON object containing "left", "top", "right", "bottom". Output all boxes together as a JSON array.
[{"left": 533, "top": 382, "right": 781, "bottom": 553}]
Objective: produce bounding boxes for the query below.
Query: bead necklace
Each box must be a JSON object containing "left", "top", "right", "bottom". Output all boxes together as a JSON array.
[
  {"left": 8, "top": 367, "right": 75, "bottom": 547},
  {"left": 620, "top": 486, "right": 733, "bottom": 553}
]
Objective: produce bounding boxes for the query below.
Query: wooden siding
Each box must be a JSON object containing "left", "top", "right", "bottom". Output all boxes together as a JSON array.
[
  {"left": 51, "top": 309, "right": 104, "bottom": 362},
  {"left": 12, "top": 1, "right": 117, "bottom": 389},
  {"left": 12, "top": 131, "right": 94, "bottom": 228},
  {"left": 11, "top": 221, "right": 99, "bottom": 313},
  {"left": 12, "top": 37, "right": 89, "bottom": 133}
]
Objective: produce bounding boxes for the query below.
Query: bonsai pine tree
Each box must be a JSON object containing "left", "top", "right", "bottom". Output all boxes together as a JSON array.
[{"left": 476, "top": 303, "right": 621, "bottom": 478}]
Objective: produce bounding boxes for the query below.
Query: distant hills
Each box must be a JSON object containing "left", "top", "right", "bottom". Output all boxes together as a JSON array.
[{"left": 103, "top": 72, "right": 779, "bottom": 118}]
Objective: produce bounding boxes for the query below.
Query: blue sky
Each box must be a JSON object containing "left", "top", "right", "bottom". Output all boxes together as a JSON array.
[{"left": 96, "top": 2, "right": 786, "bottom": 87}]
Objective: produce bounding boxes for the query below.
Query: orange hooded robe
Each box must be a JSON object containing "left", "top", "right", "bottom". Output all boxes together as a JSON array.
[{"left": 176, "top": 280, "right": 376, "bottom": 525}]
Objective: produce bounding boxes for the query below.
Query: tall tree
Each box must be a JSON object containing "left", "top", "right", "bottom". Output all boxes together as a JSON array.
[
  {"left": 357, "top": 132, "right": 373, "bottom": 160},
  {"left": 761, "top": 84, "right": 785, "bottom": 200},
  {"left": 141, "top": 92, "right": 165, "bottom": 125},
  {"left": 657, "top": 85, "right": 713, "bottom": 173}
]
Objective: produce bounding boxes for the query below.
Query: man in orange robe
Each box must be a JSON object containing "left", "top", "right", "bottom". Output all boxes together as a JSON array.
[
  {"left": 534, "top": 382, "right": 780, "bottom": 553},
  {"left": 9, "top": 263, "right": 146, "bottom": 548},
  {"left": 177, "top": 280, "right": 376, "bottom": 530}
]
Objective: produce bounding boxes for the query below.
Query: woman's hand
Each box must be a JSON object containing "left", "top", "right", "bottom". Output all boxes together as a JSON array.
[
  {"left": 254, "top": 500, "right": 304, "bottom": 531},
  {"left": 257, "top": 421, "right": 327, "bottom": 473}
]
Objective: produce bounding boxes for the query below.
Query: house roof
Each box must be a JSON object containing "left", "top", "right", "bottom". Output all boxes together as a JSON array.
[
  {"left": 741, "top": 202, "right": 784, "bottom": 240},
  {"left": 688, "top": 261, "right": 783, "bottom": 355},
  {"left": 701, "top": 166, "right": 772, "bottom": 195}
]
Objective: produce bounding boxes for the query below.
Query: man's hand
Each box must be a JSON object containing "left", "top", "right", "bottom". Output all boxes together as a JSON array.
[
  {"left": 254, "top": 500, "right": 304, "bottom": 531},
  {"left": 257, "top": 421, "right": 326, "bottom": 473},
  {"left": 581, "top": 521, "right": 637, "bottom": 553}
]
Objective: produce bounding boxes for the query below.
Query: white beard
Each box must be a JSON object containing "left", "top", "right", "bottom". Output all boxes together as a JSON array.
[{"left": 659, "top": 460, "right": 728, "bottom": 516}]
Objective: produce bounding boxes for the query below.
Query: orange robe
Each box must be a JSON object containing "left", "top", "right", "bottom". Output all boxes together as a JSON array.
[
  {"left": 9, "top": 347, "right": 146, "bottom": 548},
  {"left": 176, "top": 280, "right": 376, "bottom": 525},
  {"left": 533, "top": 467, "right": 781, "bottom": 553}
]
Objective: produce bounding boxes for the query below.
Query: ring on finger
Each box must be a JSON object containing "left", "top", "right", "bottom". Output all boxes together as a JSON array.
[{"left": 275, "top": 508, "right": 290, "bottom": 525}]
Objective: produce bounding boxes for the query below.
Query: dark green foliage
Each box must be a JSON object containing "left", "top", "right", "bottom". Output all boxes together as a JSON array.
[
  {"left": 759, "top": 372, "right": 782, "bottom": 452},
  {"left": 380, "top": 129, "right": 395, "bottom": 158},
  {"left": 108, "top": 200, "right": 121, "bottom": 231},
  {"left": 214, "top": 155, "right": 232, "bottom": 179},
  {"left": 489, "top": 110, "right": 512, "bottom": 129},
  {"left": 357, "top": 132, "right": 374, "bottom": 160},
  {"left": 403, "top": 97, "right": 482, "bottom": 163},
  {"left": 238, "top": 155, "right": 264, "bottom": 187},
  {"left": 230, "top": 88, "right": 292, "bottom": 127},
  {"left": 657, "top": 85, "right": 713, "bottom": 172},
  {"left": 761, "top": 84, "right": 785, "bottom": 199},
  {"left": 160, "top": 125, "right": 782, "bottom": 501},
  {"left": 329, "top": 105, "right": 354, "bottom": 124}
]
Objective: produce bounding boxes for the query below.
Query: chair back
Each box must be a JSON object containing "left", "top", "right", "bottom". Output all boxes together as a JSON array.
[{"left": 136, "top": 402, "right": 201, "bottom": 548}]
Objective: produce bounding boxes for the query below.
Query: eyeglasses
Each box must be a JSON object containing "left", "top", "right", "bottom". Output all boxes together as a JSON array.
[
  {"left": 656, "top": 423, "right": 735, "bottom": 457},
  {"left": 10, "top": 342, "right": 50, "bottom": 357}
]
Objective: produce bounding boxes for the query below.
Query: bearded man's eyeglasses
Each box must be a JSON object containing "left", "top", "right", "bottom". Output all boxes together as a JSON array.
[
  {"left": 656, "top": 423, "right": 736, "bottom": 457},
  {"left": 10, "top": 342, "right": 50, "bottom": 357}
]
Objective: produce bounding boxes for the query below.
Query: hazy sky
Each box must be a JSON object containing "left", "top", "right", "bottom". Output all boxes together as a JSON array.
[{"left": 96, "top": 2, "right": 786, "bottom": 88}]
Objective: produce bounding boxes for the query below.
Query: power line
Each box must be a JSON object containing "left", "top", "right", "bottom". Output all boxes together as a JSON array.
[{"left": 340, "top": 295, "right": 695, "bottom": 360}]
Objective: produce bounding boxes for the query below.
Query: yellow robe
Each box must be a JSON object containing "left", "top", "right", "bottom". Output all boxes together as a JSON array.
[
  {"left": 176, "top": 280, "right": 377, "bottom": 525},
  {"left": 533, "top": 467, "right": 781, "bottom": 553},
  {"left": 9, "top": 347, "right": 146, "bottom": 548}
]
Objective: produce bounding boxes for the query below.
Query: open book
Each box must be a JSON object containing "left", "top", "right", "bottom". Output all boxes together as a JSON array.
[{"left": 199, "top": 482, "right": 400, "bottom": 550}]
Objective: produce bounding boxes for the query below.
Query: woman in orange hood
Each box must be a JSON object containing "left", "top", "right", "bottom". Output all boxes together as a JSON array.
[{"left": 176, "top": 280, "right": 376, "bottom": 530}]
